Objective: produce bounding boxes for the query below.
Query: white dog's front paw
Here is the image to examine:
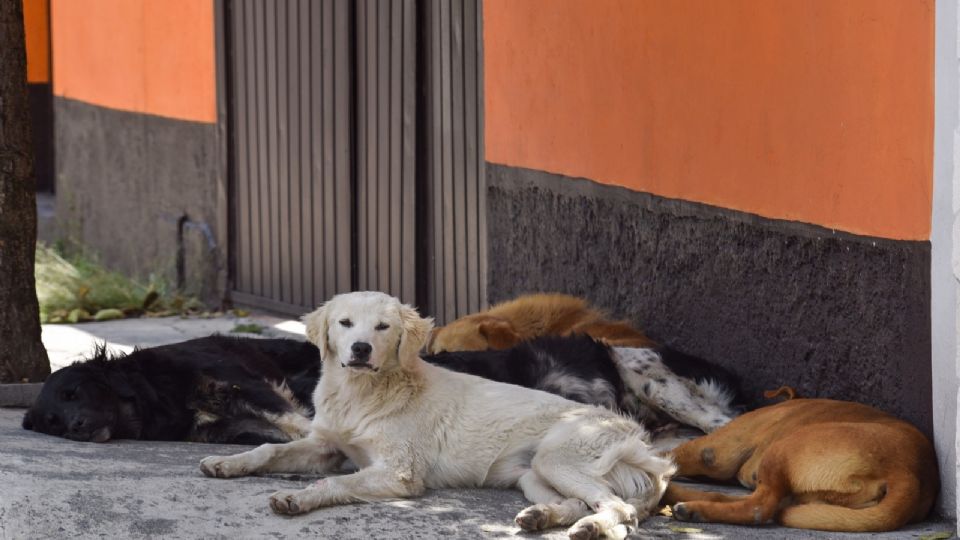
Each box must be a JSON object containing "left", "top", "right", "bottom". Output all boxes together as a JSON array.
[
  {"left": 200, "top": 455, "right": 250, "bottom": 478},
  {"left": 515, "top": 504, "right": 552, "bottom": 531},
  {"left": 269, "top": 488, "right": 317, "bottom": 515},
  {"left": 567, "top": 520, "right": 601, "bottom": 540}
]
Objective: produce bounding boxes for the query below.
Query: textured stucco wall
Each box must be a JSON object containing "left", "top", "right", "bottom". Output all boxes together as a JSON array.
[
  {"left": 50, "top": 0, "right": 216, "bottom": 122},
  {"left": 484, "top": 0, "right": 935, "bottom": 241},
  {"left": 487, "top": 164, "right": 932, "bottom": 438},
  {"left": 54, "top": 98, "right": 224, "bottom": 303}
]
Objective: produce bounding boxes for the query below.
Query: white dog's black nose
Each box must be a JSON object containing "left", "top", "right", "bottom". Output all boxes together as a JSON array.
[{"left": 351, "top": 342, "right": 372, "bottom": 359}]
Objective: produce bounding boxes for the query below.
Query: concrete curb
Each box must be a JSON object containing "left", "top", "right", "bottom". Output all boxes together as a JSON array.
[{"left": 0, "top": 383, "right": 41, "bottom": 408}]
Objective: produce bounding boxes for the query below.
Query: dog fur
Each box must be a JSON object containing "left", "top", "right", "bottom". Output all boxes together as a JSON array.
[
  {"left": 23, "top": 336, "right": 318, "bottom": 444},
  {"left": 427, "top": 336, "right": 741, "bottom": 433},
  {"left": 424, "top": 335, "right": 626, "bottom": 411},
  {"left": 426, "top": 293, "right": 655, "bottom": 353},
  {"left": 663, "top": 398, "right": 938, "bottom": 532},
  {"left": 200, "top": 292, "right": 675, "bottom": 539}
]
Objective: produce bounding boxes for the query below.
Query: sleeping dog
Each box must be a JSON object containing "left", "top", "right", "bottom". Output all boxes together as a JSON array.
[
  {"left": 427, "top": 292, "right": 656, "bottom": 353},
  {"left": 22, "top": 336, "right": 319, "bottom": 444},
  {"left": 427, "top": 336, "right": 743, "bottom": 433},
  {"left": 24, "top": 332, "right": 740, "bottom": 444},
  {"left": 664, "top": 399, "right": 938, "bottom": 532},
  {"left": 200, "top": 291, "right": 676, "bottom": 538}
]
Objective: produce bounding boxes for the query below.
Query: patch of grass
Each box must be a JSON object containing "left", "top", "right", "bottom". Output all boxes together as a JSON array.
[
  {"left": 35, "top": 243, "right": 205, "bottom": 323},
  {"left": 230, "top": 323, "right": 264, "bottom": 334},
  {"left": 919, "top": 532, "right": 954, "bottom": 540}
]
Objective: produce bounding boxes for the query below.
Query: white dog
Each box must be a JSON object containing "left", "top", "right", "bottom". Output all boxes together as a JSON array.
[{"left": 200, "top": 291, "right": 675, "bottom": 539}]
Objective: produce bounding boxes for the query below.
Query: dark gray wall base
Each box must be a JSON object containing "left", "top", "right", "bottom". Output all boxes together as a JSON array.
[
  {"left": 487, "top": 163, "right": 932, "bottom": 435},
  {"left": 54, "top": 97, "right": 224, "bottom": 304}
]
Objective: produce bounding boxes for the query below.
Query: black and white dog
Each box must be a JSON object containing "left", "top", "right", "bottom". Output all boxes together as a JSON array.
[
  {"left": 23, "top": 336, "right": 319, "bottom": 444},
  {"left": 24, "top": 334, "right": 741, "bottom": 443},
  {"left": 426, "top": 335, "right": 743, "bottom": 433}
]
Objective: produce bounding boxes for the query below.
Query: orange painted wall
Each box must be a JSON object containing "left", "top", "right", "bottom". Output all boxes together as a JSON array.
[
  {"left": 484, "top": 1, "right": 934, "bottom": 241},
  {"left": 50, "top": 0, "right": 216, "bottom": 123},
  {"left": 23, "top": 0, "right": 49, "bottom": 83}
]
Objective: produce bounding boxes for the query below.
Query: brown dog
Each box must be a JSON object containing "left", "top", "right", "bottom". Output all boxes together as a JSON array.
[
  {"left": 663, "top": 398, "right": 938, "bottom": 532},
  {"left": 426, "top": 293, "right": 654, "bottom": 353}
]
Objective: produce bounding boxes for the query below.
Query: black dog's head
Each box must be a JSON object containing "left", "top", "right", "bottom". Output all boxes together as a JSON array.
[{"left": 22, "top": 347, "right": 137, "bottom": 442}]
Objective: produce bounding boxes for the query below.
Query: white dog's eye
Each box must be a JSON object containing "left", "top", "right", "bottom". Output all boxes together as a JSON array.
[
  {"left": 375, "top": 322, "right": 389, "bottom": 331},
  {"left": 339, "top": 319, "right": 353, "bottom": 328}
]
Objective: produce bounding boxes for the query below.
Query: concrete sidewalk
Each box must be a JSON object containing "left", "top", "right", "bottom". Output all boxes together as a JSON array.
[
  {"left": 40, "top": 313, "right": 307, "bottom": 372},
  {"left": 0, "top": 316, "right": 955, "bottom": 539},
  {"left": 1, "top": 406, "right": 953, "bottom": 540}
]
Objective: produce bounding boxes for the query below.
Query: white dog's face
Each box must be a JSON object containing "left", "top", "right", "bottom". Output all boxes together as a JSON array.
[{"left": 303, "top": 291, "right": 433, "bottom": 374}]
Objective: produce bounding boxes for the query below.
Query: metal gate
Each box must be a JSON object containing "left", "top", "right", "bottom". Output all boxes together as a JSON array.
[
  {"left": 419, "top": 0, "right": 487, "bottom": 323},
  {"left": 355, "top": 0, "right": 417, "bottom": 304},
  {"left": 223, "top": 0, "right": 484, "bottom": 319},
  {"left": 226, "top": 0, "right": 353, "bottom": 314}
]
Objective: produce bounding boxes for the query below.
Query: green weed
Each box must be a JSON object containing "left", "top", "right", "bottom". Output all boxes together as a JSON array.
[{"left": 35, "top": 243, "right": 205, "bottom": 323}]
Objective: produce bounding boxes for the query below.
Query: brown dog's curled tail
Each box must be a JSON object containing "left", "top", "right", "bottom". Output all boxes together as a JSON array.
[{"left": 762, "top": 385, "right": 800, "bottom": 401}]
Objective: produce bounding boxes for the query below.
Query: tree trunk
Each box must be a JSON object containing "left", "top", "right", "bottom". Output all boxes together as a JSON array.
[{"left": 0, "top": 0, "right": 49, "bottom": 382}]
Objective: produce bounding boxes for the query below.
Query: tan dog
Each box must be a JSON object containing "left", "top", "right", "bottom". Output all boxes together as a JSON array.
[
  {"left": 427, "top": 293, "right": 654, "bottom": 353},
  {"left": 663, "top": 399, "right": 938, "bottom": 532}
]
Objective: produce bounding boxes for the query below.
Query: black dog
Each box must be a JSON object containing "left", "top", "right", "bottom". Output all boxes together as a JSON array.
[
  {"left": 424, "top": 335, "right": 627, "bottom": 410},
  {"left": 23, "top": 336, "right": 320, "bottom": 444}
]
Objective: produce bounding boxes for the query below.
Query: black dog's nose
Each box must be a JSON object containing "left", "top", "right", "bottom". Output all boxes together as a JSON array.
[
  {"left": 70, "top": 417, "right": 87, "bottom": 431},
  {"left": 351, "top": 342, "right": 372, "bottom": 358}
]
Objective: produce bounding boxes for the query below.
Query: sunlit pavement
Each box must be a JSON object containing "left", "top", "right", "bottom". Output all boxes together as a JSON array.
[{"left": 40, "top": 313, "right": 306, "bottom": 372}]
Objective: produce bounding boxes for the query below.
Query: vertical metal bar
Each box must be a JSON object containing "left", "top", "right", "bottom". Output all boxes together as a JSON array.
[
  {"left": 475, "top": 0, "right": 487, "bottom": 309},
  {"left": 450, "top": 0, "right": 467, "bottom": 317},
  {"left": 277, "top": 0, "right": 290, "bottom": 303},
  {"left": 390, "top": 0, "right": 402, "bottom": 298},
  {"left": 431, "top": 0, "right": 444, "bottom": 323},
  {"left": 322, "top": 0, "right": 336, "bottom": 298},
  {"left": 401, "top": 0, "right": 416, "bottom": 304},
  {"left": 440, "top": 0, "right": 456, "bottom": 320},
  {"left": 296, "top": 0, "right": 311, "bottom": 307},
  {"left": 309, "top": 0, "right": 323, "bottom": 306},
  {"left": 265, "top": 2, "right": 280, "bottom": 299},
  {"left": 366, "top": 0, "right": 377, "bottom": 290},
  {"left": 355, "top": 0, "right": 366, "bottom": 292},
  {"left": 463, "top": 0, "right": 479, "bottom": 314},
  {"left": 377, "top": 0, "right": 390, "bottom": 293},
  {"left": 252, "top": 0, "right": 266, "bottom": 297},
  {"left": 288, "top": 0, "right": 302, "bottom": 306},
  {"left": 334, "top": 0, "right": 352, "bottom": 292}
]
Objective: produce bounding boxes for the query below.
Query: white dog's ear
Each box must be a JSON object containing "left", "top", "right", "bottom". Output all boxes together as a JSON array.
[
  {"left": 397, "top": 303, "right": 434, "bottom": 368},
  {"left": 302, "top": 303, "right": 331, "bottom": 359}
]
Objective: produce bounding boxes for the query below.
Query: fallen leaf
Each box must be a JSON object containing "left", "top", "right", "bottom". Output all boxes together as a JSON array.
[
  {"left": 94, "top": 308, "right": 125, "bottom": 321},
  {"left": 669, "top": 526, "right": 703, "bottom": 534},
  {"left": 919, "top": 532, "right": 954, "bottom": 540}
]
